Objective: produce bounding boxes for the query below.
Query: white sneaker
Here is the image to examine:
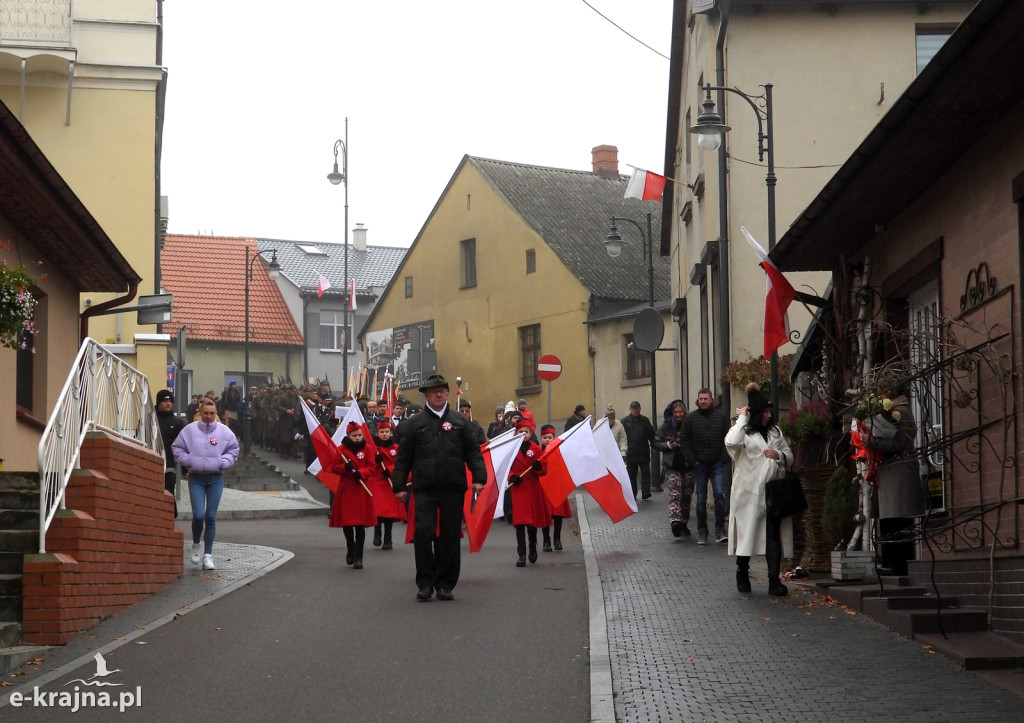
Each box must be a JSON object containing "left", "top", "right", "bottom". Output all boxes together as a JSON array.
[
  {"left": 190, "top": 543, "right": 202, "bottom": 565},
  {"left": 203, "top": 554, "right": 215, "bottom": 571}
]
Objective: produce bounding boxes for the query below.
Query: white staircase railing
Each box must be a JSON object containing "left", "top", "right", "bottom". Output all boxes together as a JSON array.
[{"left": 36, "top": 338, "right": 164, "bottom": 553}]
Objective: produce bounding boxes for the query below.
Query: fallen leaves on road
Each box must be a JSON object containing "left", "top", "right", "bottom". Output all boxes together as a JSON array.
[{"left": 1, "top": 681, "right": 13, "bottom": 687}]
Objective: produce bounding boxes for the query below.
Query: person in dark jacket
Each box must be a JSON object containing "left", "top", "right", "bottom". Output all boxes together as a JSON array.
[
  {"left": 155, "top": 389, "right": 185, "bottom": 518},
  {"left": 392, "top": 374, "right": 486, "bottom": 602},
  {"left": 458, "top": 399, "right": 488, "bottom": 444},
  {"left": 622, "top": 400, "right": 657, "bottom": 499},
  {"left": 564, "top": 404, "right": 588, "bottom": 432},
  {"left": 680, "top": 388, "right": 731, "bottom": 546},
  {"left": 654, "top": 400, "right": 695, "bottom": 537}
]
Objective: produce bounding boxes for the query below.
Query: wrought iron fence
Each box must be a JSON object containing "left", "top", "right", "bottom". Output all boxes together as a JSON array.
[{"left": 36, "top": 338, "right": 163, "bottom": 553}]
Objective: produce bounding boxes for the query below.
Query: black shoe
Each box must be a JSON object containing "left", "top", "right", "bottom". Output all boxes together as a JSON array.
[
  {"left": 671, "top": 522, "right": 682, "bottom": 538},
  {"left": 416, "top": 587, "right": 433, "bottom": 602},
  {"left": 653, "top": 486, "right": 663, "bottom": 492},
  {"left": 642, "top": 492, "right": 652, "bottom": 500},
  {"left": 769, "top": 580, "right": 789, "bottom": 596},
  {"left": 516, "top": 555, "right": 526, "bottom": 567},
  {"left": 345, "top": 548, "right": 354, "bottom": 565},
  {"left": 381, "top": 541, "right": 393, "bottom": 551},
  {"left": 353, "top": 558, "right": 363, "bottom": 570},
  {"left": 553, "top": 538, "right": 562, "bottom": 551},
  {"left": 680, "top": 524, "right": 691, "bottom": 537},
  {"left": 736, "top": 569, "right": 751, "bottom": 593},
  {"left": 372, "top": 530, "right": 382, "bottom": 547},
  {"left": 528, "top": 547, "right": 538, "bottom": 564},
  {"left": 436, "top": 587, "right": 454, "bottom": 601},
  {"left": 543, "top": 540, "right": 552, "bottom": 552}
]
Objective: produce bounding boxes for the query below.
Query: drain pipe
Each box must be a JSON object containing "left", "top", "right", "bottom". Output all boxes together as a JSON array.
[
  {"left": 714, "top": 0, "right": 732, "bottom": 412},
  {"left": 80, "top": 282, "right": 139, "bottom": 344}
]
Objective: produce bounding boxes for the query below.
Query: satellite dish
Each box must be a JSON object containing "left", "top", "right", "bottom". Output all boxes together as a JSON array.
[{"left": 632, "top": 307, "right": 664, "bottom": 353}]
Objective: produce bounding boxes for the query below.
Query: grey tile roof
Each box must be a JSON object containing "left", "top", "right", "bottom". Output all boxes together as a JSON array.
[
  {"left": 470, "top": 157, "right": 670, "bottom": 303},
  {"left": 254, "top": 238, "right": 406, "bottom": 296}
]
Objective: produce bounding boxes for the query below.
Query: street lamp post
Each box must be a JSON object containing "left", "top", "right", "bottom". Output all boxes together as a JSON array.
[
  {"left": 604, "top": 212, "right": 657, "bottom": 435},
  {"left": 327, "top": 118, "right": 349, "bottom": 400},
  {"left": 244, "top": 246, "right": 280, "bottom": 457},
  {"left": 688, "top": 82, "right": 779, "bottom": 410}
]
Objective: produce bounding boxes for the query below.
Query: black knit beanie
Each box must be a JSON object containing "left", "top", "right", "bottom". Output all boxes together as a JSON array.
[{"left": 746, "top": 382, "right": 772, "bottom": 425}]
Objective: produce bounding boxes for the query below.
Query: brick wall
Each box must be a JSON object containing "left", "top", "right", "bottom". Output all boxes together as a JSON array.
[{"left": 21, "top": 432, "right": 183, "bottom": 645}]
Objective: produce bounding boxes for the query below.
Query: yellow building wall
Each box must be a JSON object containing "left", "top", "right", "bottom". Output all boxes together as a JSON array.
[
  {"left": 673, "top": 2, "right": 973, "bottom": 401},
  {"left": 0, "top": 0, "right": 166, "bottom": 396},
  {"left": 365, "top": 161, "right": 595, "bottom": 424}
]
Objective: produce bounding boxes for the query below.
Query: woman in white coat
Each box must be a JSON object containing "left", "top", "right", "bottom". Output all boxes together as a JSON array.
[{"left": 725, "top": 383, "right": 794, "bottom": 596}]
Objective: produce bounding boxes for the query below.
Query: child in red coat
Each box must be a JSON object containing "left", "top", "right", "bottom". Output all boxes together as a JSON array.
[
  {"left": 370, "top": 421, "right": 406, "bottom": 550},
  {"left": 508, "top": 418, "right": 552, "bottom": 566},
  {"left": 539, "top": 424, "right": 572, "bottom": 551},
  {"left": 330, "top": 422, "right": 378, "bottom": 569}
]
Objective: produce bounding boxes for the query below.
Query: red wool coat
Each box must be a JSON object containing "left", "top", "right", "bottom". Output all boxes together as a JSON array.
[
  {"left": 329, "top": 440, "right": 377, "bottom": 528},
  {"left": 509, "top": 439, "right": 553, "bottom": 528}
]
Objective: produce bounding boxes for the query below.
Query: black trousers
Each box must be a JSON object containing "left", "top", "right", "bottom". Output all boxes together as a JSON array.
[
  {"left": 413, "top": 487, "right": 464, "bottom": 591},
  {"left": 626, "top": 460, "right": 652, "bottom": 497},
  {"left": 736, "top": 514, "right": 783, "bottom": 580}
]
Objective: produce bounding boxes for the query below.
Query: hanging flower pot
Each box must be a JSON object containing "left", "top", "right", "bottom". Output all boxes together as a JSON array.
[{"left": 0, "top": 264, "right": 40, "bottom": 351}]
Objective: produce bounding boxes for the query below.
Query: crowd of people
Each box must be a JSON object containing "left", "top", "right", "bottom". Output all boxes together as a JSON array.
[{"left": 157, "top": 374, "right": 800, "bottom": 600}]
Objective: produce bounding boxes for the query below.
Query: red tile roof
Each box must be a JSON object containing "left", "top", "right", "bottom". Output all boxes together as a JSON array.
[{"left": 162, "top": 235, "right": 303, "bottom": 346}]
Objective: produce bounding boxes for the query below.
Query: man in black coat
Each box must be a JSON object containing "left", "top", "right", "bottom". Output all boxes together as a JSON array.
[
  {"left": 392, "top": 374, "right": 486, "bottom": 602},
  {"left": 155, "top": 389, "right": 185, "bottom": 518},
  {"left": 622, "top": 400, "right": 657, "bottom": 499},
  {"left": 564, "top": 404, "right": 588, "bottom": 432},
  {"left": 679, "top": 388, "right": 731, "bottom": 546}
]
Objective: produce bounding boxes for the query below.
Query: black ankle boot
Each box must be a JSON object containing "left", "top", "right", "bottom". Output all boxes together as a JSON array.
[
  {"left": 553, "top": 536, "right": 562, "bottom": 551},
  {"left": 736, "top": 568, "right": 751, "bottom": 593},
  {"left": 768, "top": 579, "right": 789, "bottom": 596},
  {"left": 345, "top": 545, "right": 354, "bottom": 566},
  {"left": 542, "top": 528, "right": 552, "bottom": 552},
  {"left": 372, "top": 525, "right": 382, "bottom": 547},
  {"left": 516, "top": 542, "right": 526, "bottom": 567}
]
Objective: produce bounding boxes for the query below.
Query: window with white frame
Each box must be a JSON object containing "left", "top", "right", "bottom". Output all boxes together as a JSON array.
[{"left": 319, "top": 310, "right": 351, "bottom": 352}]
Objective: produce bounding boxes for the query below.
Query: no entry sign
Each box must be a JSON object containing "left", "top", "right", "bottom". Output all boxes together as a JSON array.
[{"left": 537, "top": 354, "right": 562, "bottom": 382}]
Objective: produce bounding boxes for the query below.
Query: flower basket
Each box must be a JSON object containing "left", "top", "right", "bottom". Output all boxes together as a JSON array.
[{"left": 0, "top": 265, "right": 39, "bottom": 351}]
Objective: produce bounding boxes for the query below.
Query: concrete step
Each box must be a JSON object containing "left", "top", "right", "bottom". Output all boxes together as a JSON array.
[
  {"left": 823, "top": 582, "right": 929, "bottom": 613},
  {"left": 0, "top": 552, "right": 25, "bottom": 575},
  {"left": 226, "top": 479, "right": 300, "bottom": 492},
  {"left": 0, "top": 574, "right": 21, "bottom": 597},
  {"left": 916, "top": 631, "right": 1024, "bottom": 671},
  {"left": 0, "top": 594, "right": 22, "bottom": 622},
  {"left": 0, "top": 509, "right": 40, "bottom": 530},
  {"left": 863, "top": 595, "right": 960, "bottom": 618},
  {"left": 887, "top": 607, "right": 988, "bottom": 637},
  {"left": 0, "top": 489, "right": 39, "bottom": 511},
  {"left": 0, "top": 643, "right": 50, "bottom": 675},
  {"left": 0, "top": 529, "right": 38, "bottom": 554}
]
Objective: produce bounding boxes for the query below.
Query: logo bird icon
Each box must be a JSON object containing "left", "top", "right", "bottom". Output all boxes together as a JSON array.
[
  {"left": 91, "top": 653, "right": 121, "bottom": 679},
  {"left": 65, "top": 652, "right": 124, "bottom": 687}
]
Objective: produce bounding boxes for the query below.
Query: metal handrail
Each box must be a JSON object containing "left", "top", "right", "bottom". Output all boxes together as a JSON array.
[{"left": 36, "top": 338, "right": 164, "bottom": 553}]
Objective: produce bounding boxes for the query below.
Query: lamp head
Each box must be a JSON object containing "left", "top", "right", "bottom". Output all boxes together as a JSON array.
[
  {"left": 267, "top": 250, "right": 281, "bottom": 281},
  {"left": 327, "top": 162, "right": 345, "bottom": 185},
  {"left": 328, "top": 139, "right": 346, "bottom": 185},
  {"left": 689, "top": 92, "right": 730, "bottom": 152},
  {"left": 605, "top": 221, "right": 623, "bottom": 259}
]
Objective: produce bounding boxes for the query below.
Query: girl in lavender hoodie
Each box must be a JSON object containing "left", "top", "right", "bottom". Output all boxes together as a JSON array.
[{"left": 172, "top": 398, "right": 239, "bottom": 570}]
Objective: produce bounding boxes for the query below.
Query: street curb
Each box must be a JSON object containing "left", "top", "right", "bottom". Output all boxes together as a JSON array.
[{"left": 577, "top": 494, "right": 615, "bottom": 723}]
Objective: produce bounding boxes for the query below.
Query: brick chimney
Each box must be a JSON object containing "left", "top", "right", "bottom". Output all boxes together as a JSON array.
[
  {"left": 352, "top": 223, "right": 367, "bottom": 251},
  {"left": 592, "top": 144, "right": 619, "bottom": 179}
]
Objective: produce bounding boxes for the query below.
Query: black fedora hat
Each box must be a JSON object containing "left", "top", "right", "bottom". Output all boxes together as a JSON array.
[{"left": 418, "top": 374, "right": 450, "bottom": 393}]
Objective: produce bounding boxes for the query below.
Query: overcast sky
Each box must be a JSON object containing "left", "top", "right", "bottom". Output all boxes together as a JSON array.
[{"left": 160, "top": 1, "right": 672, "bottom": 248}]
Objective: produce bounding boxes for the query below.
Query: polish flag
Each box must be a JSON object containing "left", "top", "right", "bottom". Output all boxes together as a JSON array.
[
  {"left": 463, "top": 429, "right": 520, "bottom": 553},
  {"left": 538, "top": 417, "right": 635, "bottom": 523},
  {"left": 349, "top": 279, "right": 357, "bottom": 311},
  {"left": 591, "top": 417, "right": 639, "bottom": 522},
  {"left": 741, "top": 226, "right": 798, "bottom": 358},
  {"left": 301, "top": 401, "right": 343, "bottom": 494},
  {"left": 624, "top": 168, "right": 667, "bottom": 202},
  {"left": 306, "top": 402, "right": 378, "bottom": 484},
  {"left": 317, "top": 275, "right": 331, "bottom": 298}
]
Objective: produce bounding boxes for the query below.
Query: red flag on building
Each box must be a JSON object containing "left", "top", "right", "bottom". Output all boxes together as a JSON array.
[
  {"left": 624, "top": 168, "right": 667, "bottom": 202},
  {"left": 741, "top": 226, "right": 797, "bottom": 358}
]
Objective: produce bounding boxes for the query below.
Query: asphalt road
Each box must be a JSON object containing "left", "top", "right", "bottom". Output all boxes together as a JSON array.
[{"left": 6, "top": 514, "right": 591, "bottom": 721}]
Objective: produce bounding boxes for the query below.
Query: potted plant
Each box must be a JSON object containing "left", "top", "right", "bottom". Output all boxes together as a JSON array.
[
  {"left": 0, "top": 264, "right": 40, "bottom": 351},
  {"left": 720, "top": 353, "right": 793, "bottom": 395}
]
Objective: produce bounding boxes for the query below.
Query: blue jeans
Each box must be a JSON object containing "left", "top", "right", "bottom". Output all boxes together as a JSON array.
[
  {"left": 693, "top": 461, "right": 726, "bottom": 534},
  {"left": 189, "top": 473, "right": 224, "bottom": 555}
]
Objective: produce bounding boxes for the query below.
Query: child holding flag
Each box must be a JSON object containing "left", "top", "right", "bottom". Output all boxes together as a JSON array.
[
  {"left": 330, "top": 422, "right": 377, "bottom": 569},
  {"left": 538, "top": 424, "right": 572, "bottom": 551},
  {"left": 370, "top": 421, "right": 406, "bottom": 550},
  {"left": 508, "top": 417, "right": 552, "bottom": 566}
]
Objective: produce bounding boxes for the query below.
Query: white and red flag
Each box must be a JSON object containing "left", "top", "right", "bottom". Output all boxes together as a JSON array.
[
  {"left": 301, "top": 401, "right": 343, "bottom": 493},
  {"left": 624, "top": 168, "right": 667, "bottom": 202},
  {"left": 741, "top": 226, "right": 797, "bottom": 358},
  {"left": 591, "top": 417, "right": 639, "bottom": 522},
  {"left": 349, "top": 279, "right": 357, "bottom": 311},
  {"left": 538, "top": 417, "right": 636, "bottom": 523},
  {"left": 317, "top": 275, "right": 331, "bottom": 298},
  {"left": 462, "top": 429, "right": 520, "bottom": 553}
]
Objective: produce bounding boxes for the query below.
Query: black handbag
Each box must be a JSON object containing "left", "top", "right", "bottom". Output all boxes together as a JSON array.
[{"left": 765, "top": 461, "right": 807, "bottom": 519}]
